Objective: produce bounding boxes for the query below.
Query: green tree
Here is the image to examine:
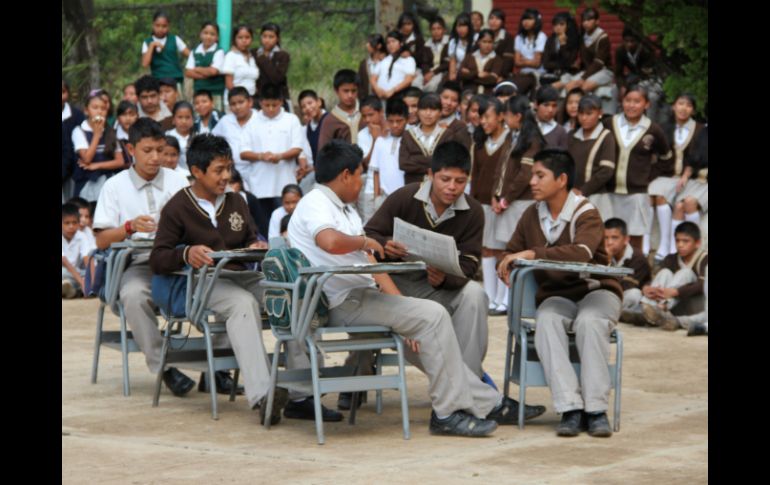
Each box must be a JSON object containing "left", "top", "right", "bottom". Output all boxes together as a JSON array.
[{"left": 558, "top": 0, "right": 708, "bottom": 116}]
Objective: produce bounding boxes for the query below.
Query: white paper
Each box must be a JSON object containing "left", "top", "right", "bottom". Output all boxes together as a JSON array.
[{"left": 392, "top": 217, "right": 465, "bottom": 277}]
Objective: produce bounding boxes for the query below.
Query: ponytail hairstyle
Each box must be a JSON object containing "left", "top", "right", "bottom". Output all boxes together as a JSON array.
[
  {"left": 386, "top": 30, "right": 410, "bottom": 80},
  {"left": 506, "top": 95, "right": 545, "bottom": 158}
]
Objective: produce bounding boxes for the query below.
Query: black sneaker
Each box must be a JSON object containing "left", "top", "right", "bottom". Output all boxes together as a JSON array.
[
  {"left": 556, "top": 410, "right": 586, "bottom": 437},
  {"left": 687, "top": 322, "right": 708, "bottom": 336},
  {"left": 486, "top": 396, "right": 546, "bottom": 425},
  {"left": 586, "top": 412, "right": 612, "bottom": 437},
  {"left": 198, "top": 371, "right": 245, "bottom": 395},
  {"left": 429, "top": 410, "right": 498, "bottom": 437},
  {"left": 255, "top": 387, "right": 289, "bottom": 426},
  {"left": 162, "top": 367, "right": 195, "bottom": 397},
  {"left": 284, "top": 397, "right": 344, "bottom": 422}
]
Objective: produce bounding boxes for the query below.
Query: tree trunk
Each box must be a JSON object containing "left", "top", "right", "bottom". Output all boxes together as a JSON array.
[{"left": 62, "top": 0, "right": 100, "bottom": 89}]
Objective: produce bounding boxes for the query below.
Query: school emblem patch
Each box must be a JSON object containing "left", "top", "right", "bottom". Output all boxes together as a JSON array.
[{"left": 229, "top": 212, "right": 244, "bottom": 232}]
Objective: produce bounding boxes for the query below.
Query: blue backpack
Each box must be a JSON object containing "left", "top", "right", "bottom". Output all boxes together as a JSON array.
[
  {"left": 261, "top": 247, "right": 329, "bottom": 331},
  {"left": 151, "top": 272, "right": 188, "bottom": 319}
]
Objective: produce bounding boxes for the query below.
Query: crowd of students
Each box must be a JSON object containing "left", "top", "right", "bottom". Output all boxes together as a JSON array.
[{"left": 62, "top": 6, "right": 708, "bottom": 439}]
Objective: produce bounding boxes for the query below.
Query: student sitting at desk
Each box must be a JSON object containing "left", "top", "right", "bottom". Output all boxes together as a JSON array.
[{"left": 150, "top": 133, "right": 339, "bottom": 425}]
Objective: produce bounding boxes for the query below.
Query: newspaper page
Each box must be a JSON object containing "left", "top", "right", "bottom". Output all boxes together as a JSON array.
[{"left": 392, "top": 217, "right": 465, "bottom": 277}]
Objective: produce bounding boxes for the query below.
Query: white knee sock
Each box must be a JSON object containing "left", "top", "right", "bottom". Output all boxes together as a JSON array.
[
  {"left": 495, "top": 279, "right": 509, "bottom": 310},
  {"left": 642, "top": 233, "right": 651, "bottom": 256},
  {"left": 670, "top": 218, "right": 683, "bottom": 256},
  {"left": 684, "top": 211, "right": 701, "bottom": 225},
  {"left": 655, "top": 204, "right": 673, "bottom": 259},
  {"left": 481, "top": 257, "right": 499, "bottom": 307}
]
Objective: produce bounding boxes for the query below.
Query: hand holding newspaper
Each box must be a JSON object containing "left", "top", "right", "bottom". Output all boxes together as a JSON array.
[{"left": 392, "top": 217, "right": 465, "bottom": 277}]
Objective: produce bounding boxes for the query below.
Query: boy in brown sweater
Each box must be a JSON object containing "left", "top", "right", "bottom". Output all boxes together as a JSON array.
[
  {"left": 150, "top": 134, "right": 340, "bottom": 425},
  {"left": 604, "top": 218, "right": 651, "bottom": 325},
  {"left": 498, "top": 148, "right": 622, "bottom": 438}
]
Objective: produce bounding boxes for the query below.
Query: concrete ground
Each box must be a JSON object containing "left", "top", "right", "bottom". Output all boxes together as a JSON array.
[{"left": 62, "top": 298, "right": 707, "bottom": 484}]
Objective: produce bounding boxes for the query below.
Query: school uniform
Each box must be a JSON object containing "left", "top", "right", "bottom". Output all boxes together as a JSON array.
[
  {"left": 492, "top": 29, "right": 516, "bottom": 78},
  {"left": 365, "top": 181, "right": 489, "bottom": 376},
  {"left": 374, "top": 54, "right": 417, "bottom": 96},
  {"left": 71, "top": 120, "right": 124, "bottom": 202},
  {"left": 471, "top": 127, "right": 511, "bottom": 250},
  {"left": 539, "top": 119, "right": 569, "bottom": 149},
  {"left": 422, "top": 35, "right": 450, "bottom": 92},
  {"left": 640, "top": 249, "right": 708, "bottom": 316},
  {"left": 648, "top": 119, "right": 705, "bottom": 204},
  {"left": 355, "top": 126, "right": 378, "bottom": 223},
  {"left": 164, "top": 128, "right": 191, "bottom": 171},
  {"left": 567, "top": 125, "right": 617, "bottom": 218},
  {"left": 288, "top": 184, "right": 502, "bottom": 418},
  {"left": 268, "top": 206, "right": 288, "bottom": 240},
  {"left": 62, "top": 231, "right": 91, "bottom": 289},
  {"left": 505, "top": 191, "right": 622, "bottom": 414},
  {"left": 317, "top": 105, "right": 363, "bottom": 152},
  {"left": 492, "top": 134, "right": 542, "bottom": 244},
  {"left": 512, "top": 32, "right": 548, "bottom": 95},
  {"left": 253, "top": 46, "right": 291, "bottom": 103},
  {"left": 448, "top": 37, "right": 472, "bottom": 75},
  {"left": 63, "top": 103, "right": 86, "bottom": 201},
  {"left": 142, "top": 34, "right": 188, "bottom": 82},
  {"left": 369, "top": 133, "right": 404, "bottom": 210},
  {"left": 676, "top": 126, "right": 708, "bottom": 212},
  {"left": 306, "top": 110, "right": 329, "bottom": 162},
  {"left": 542, "top": 34, "right": 579, "bottom": 83},
  {"left": 186, "top": 43, "right": 226, "bottom": 110},
  {"left": 614, "top": 43, "right": 657, "bottom": 90},
  {"left": 138, "top": 102, "right": 174, "bottom": 132},
  {"left": 222, "top": 49, "right": 259, "bottom": 96},
  {"left": 399, "top": 122, "right": 472, "bottom": 185},
  {"left": 459, "top": 50, "right": 504, "bottom": 95},
  {"left": 92, "top": 167, "right": 190, "bottom": 374},
  {"left": 211, "top": 109, "right": 260, "bottom": 190},
  {"left": 193, "top": 110, "right": 222, "bottom": 135},
  {"left": 598, "top": 114, "right": 672, "bottom": 236},
  {"left": 609, "top": 243, "right": 652, "bottom": 312},
  {"left": 560, "top": 27, "right": 614, "bottom": 88},
  {"left": 150, "top": 188, "right": 308, "bottom": 405}
]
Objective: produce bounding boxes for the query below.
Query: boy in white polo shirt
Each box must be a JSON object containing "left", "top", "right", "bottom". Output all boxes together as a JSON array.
[
  {"left": 239, "top": 83, "right": 304, "bottom": 230},
  {"left": 211, "top": 87, "right": 259, "bottom": 191},
  {"left": 370, "top": 97, "right": 408, "bottom": 210},
  {"left": 288, "top": 139, "right": 545, "bottom": 437},
  {"left": 92, "top": 118, "right": 208, "bottom": 398},
  {"left": 62, "top": 203, "right": 91, "bottom": 298}
]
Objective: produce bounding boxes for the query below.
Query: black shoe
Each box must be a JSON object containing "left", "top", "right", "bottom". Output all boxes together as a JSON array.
[
  {"left": 586, "top": 412, "right": 612, "bottom": 437},
  {"left": 556, "top": 409, "right": 586, "bottom": 437},
  {"left": 337, "top": 391, "right": 367, "bottom": 410},
  {"left": 284, "top": 397, "right": 344, "bottom": 422},
  {"left": 198, "top": 371, "right": 245, "bottom": 395},
  {"left": 162, "top": 367, "right": 195, "bottom": 397},
  {"left": 429, "top": 410, "right": 498, "bottom": 437},
  {"left": 486, "top": 396, "right": 546, "bottom": 425},
  {"left": 255, "top": 387, "right": 289, "bottom": 426},
  {"left": 687, "top": 323, "right": 708, "bottom": 337}
]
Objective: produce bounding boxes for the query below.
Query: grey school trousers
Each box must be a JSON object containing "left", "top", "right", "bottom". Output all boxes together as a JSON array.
[
  {"left": 640, "top": 268, "right": 700, "bottom": 314},
  {"left": 535, "top": 289, "right": 621, "bottom": 414},
  {"left": 329, "top": 287, "right": 501, "bottom": 418},
  {"left": 390, "top": 272, "right": 489, "bottom": 377},
  {"left": 203, "top": 270, "right": 310, "bottom": 407}
]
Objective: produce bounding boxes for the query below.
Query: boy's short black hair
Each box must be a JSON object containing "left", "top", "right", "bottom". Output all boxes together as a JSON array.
[
  {"left": 431, "top": 141, "right": 471, "bottom": 175},
  {"left": 279, "top": 214, "right": 292, "bottom": 234},
  {"left": 418, "top": 93, "right": 442, "bottom": 110},
  {"left": 674, "top": 221, "right": 701, "bottom": 241},
  {"left": 604, "top": 218, "right": 628, "bottom": 236},
  {"left": 158, "top": 77, "right": 177, "bottom": 89},
  {"left": 439, "top": 80, "right": 462, "bottom": 99},
  {"left": 386, "top": 98, "right": 409, "bottom": 118},
  {"left": 361, "top": 95, "right": 382, "bottom": 111},
  {"left": 67, "top": 196, "right": 90, "bottom": 211},
  {"left": 228, "top": 86, "right": 250, "bottom": 102},
  {"left": 260, "top": 83, "right": 283, "bottom": 101},
  {"left": 582, "top": 7, "right": 599, "bottom": 20},
  {"left": 298, "top": 89, "right": 318, "bottom": 104},
  {"left": 116, "top": 100, "right": 138, "bottom": 117},
  {"left": 403, "top": 87, "right": 423, "bottom": 99},
  {"left": 163, "top": 136, "right": 181, "bottom": 152},
  {"left": 535, "top": 86, "right": 560, "bottom": 104},
  {"left": 315, "top": 140, "right": 363, "bottom": 184},
  {"left": 62, "top": 202, "right": 80, "bottom": 220},
  {"left": 194, "top": 89, "right": 214, "bottom": 100},
  {"left": 186, "top": 134, "right": 233, "bottom": 173},
  {"left": 333, "top": 69, "right": 359, "bottom": 90},
  {"left": 230, "top": 167, "right": 243, "bottom": 185},
  {"left": 578, "top": 95, "right": 603, "bottom": 112},
  {"left": 128, "top": 117, "right": 164, "bottom": 145},
  {"left": 533, "top": 148, "right": 575, "bottom": 190},
  {"left": 134, "top": 75, "right": 160, "bottom": 95}
]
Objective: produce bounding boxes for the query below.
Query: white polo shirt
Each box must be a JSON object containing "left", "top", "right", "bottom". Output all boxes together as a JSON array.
[
  {"left": 211, "top": 109, "right": 260, "bottom": 185},
  {"left": 62, "top": 103, "right": 72, "bottom": 122},
  {"left": 369, "top": 134, "right": 404, "bottom": 196},
  {"left": 141, "top": 35, "right": 188, "bottom": 55},
  {"left": 93, "top": 166, "right": 189, "bottom": 239},
  {"left": 185, "top": 43, "right": 225, "bottom": 71},
  {"left": 268, "top": 206, "right": 288, "bottom": 240},
  {"left": 356, "top": 127, "right": 376, "bottom": 194},
  {"left": 222, "top": 50, "right": 259, "bottom": 96},
  {"left": 514, "top": 31, "right": 547, "bottom": 75},
  {"left": 374, "top": 55, "right": 417, "bottom": 92},
  {"left": 288, "top": 185, "right": 376, "bottom": 308},
  {"left": 62, "top": 231, "right": 92, "bottom": 269},
  {"left": 165, "top": 128, "right": 191, "bottom": 170},
  {"left": 240, "top": 109, "right": 303, "bottom": 199},
  {"left": 72, "top": 120, "right": 124, "bottom": 154}
]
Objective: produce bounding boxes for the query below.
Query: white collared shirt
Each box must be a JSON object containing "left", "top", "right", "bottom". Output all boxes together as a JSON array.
[
  {"left": 369, "top": 134, "right": 404, "bottom": 196},
  {"left": 288, "top": 185, "right": 376, "bottom": 308},
  {"left": 414, "top": 125, "right": 441, "bottom": 149},
  {"left": 185, "top": 43, "right": 225, "bottom": 71},
  {"left": 374, "top": 55, "right": 417, "bottom": 91},
  {"left": 222, "top": 50, "right": 260, "bottom": 96},
  {"left": 141, "top": 35, "right": 188, "bottom": 54},
  {"left": 62, "top": 231, "right": 92, "bottom": 269},
  {"left": 514, "top": 31, "right": 547, "bottom": 75},
  {"left": 138, "top": 101, "right": 172, "bottom": 122},
  {"left": 192, "top": 192, "right": 226, "bottom": 228},
  {"left": 356, "top": 126, "right": 376, "bottom": 194},
  {"left": 485, "top": 127, "right": 510, "bottom": 154},
  {"left": 309, "top": 110, "right": 327, "bottom": 131},
  {"left": 573, "top": 125, "right": 604, "bottom": 141},
  {"left": 72, "top": 120, "right": 123, "bottom": 154},
  {"left": 414, "top": 179, "right": 470, "bottom": 226},
  {"left": 537, "top": 191, "right": 582, "bottom": 245},
  {"left": 448, "top": 38, "right": 470, "bottom": 64},
  {"left": 268, "top": 206, "right": 288, "bottom": 240},
  {"left": 611, "top": 243, "right": 634, "bottom": 267},
  {"left": 62, "top": 103, "right": 72, "bottom": 122},
  {"left": 618, "top": 115, "right": 647, "bottom": 148},
  {"left": 211, "top": 109, "right": 260, "bottom": 183},
  {"left": 538, "top": 119, "right": 558, "bottom": 136},
  {"left": 240, "top": 109, "right": 304, "bottom": 198},
  {"left": 93, "top": 167, "right": 189, "bottom": 239},
  {"left": 165, "top": 128, "right": 191, "bottom": 170},
  {"left": 675, "top": 120, "right": 691, "bottom": 147}
]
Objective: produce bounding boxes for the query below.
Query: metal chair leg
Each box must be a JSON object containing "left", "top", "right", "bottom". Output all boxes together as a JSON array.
[
  {"left": 264, "top": 340, "right": 283, "bottom": 430},
  {"left": 91, "top": 303, "right": 106, "bottom": 384},
  {"left": 614, "top": 330, "right": 623, "bottom": 432},
  {"left": 153, "top": 325, "right": 171, "bottom": 407},
  {"left": 395, "top": 336, "right": 410, "bottom": 440},
  {"left": 118, "top": 304, "right": 131, "bottom": 397},
  {"left": 230, "top": 369, "right": 239, "bottom": 402},
  {"left": 203, "top": 324, "right": 218, "bottom": 420},
  {"left": 307, "top": 337, "right": 325, "bottom": 445},
  {"left": 518, "top": 332, "right": 528, "bottom": 430}
]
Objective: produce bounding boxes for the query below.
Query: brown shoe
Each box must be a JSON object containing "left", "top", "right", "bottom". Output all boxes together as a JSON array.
[{"left": 641, "top": 303, "right": 663, "bottom": 326}]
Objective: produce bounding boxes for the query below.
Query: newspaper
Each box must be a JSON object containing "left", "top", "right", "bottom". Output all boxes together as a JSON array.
[{"left": 392, "top": 217, "right": 465, "bottom": 277}]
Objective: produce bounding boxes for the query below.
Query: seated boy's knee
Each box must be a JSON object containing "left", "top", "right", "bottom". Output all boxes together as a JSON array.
[{"left": 460, "top": 280, "right": 488, "bottom": 306}]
